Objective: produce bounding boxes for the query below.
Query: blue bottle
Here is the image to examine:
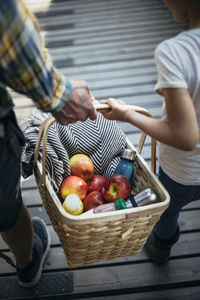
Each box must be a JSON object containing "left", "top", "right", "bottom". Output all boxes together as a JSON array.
[{"left": 114, "top": 149, "right": 136, "bottom": 189}]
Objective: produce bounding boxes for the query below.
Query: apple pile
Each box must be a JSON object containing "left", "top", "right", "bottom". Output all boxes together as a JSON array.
[{"left": 60, "top": 154, "right": 131, "bottom": 214}]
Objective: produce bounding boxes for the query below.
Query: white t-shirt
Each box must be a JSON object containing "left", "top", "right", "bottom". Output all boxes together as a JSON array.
[{"left": 154, "top": 28, "right": 200, "bottom": 185}]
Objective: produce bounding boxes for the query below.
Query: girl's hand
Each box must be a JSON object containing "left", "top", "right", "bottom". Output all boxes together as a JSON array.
[{"left": 100, "top": 98, "right": 130, "bottom": 122}]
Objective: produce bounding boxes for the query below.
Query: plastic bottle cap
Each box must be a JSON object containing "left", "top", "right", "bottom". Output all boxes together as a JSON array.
[
  {"left": 121, "top": 149, "right": 136, "bottom": 161},
  {"left": 63, "top": 194, "right": 83, "bottom": 216},
  {"left": 115, "top": 198, "right": 127, "bottom": 210}
]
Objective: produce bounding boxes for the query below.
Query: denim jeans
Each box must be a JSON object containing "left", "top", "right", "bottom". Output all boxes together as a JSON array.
[{"left": 154, "top": 167, "right": 200, "bottom": 240}]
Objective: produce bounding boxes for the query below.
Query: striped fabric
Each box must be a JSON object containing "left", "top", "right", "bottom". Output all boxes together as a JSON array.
[
  {"left": 0, "top": 0, "right": 73, "bottom": 115},
  {"left": 21, "top": 111, "right": 126, "bottom": 192}
]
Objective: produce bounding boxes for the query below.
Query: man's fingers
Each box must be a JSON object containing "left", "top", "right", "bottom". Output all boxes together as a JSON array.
[{"left": 52, "top": 82, "right": 97, "bottom": 125}]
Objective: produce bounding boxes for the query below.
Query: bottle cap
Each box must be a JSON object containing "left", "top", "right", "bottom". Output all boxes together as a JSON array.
[
  {"left": 121, "top": 149, "right": 136, "bottom": 161},
  {"left": 63, "top": 194, "right": 83, "bottom": 216},
  {"left": 115, "top": 198, "right": 127, "bottom": 210}
]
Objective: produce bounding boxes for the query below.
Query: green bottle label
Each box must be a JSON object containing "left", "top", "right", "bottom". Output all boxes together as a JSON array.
[{"left": 115, "top": 198, "right": 127, "bottom": 210}]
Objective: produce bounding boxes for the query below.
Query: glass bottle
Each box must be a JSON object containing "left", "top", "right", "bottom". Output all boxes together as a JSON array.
[{"left": 114, "top": 149, "right": 136, "bottom": 188}]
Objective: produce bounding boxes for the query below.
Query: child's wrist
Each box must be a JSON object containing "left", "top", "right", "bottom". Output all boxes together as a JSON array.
[{"left": 124, "top": 108, "right": 134, "bottom": 123}]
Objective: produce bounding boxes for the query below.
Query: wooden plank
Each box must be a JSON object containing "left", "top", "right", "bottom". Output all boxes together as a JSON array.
[
  {"left": 28, "top": 207, "right": 51, "bottom": 224},
  {"left": 44, "top": 17, "right": 184, "bottom": 40},
  {"left": 0, "top": 272, "right": 74, "bottom": 300},
  {"left": 12, "top": 67, "right": 158, "bottom": 108},
  {"left": 39, "top": 14, "right": 175, "bottom": 34},
  {"left": 184, "top": 200, "right": 200, "bottom": 209},
  {"left": 35, "top": 4, "right": 169, "bottom": 23},
  {"left": 48, "top": 41, "right": 159, "bottom": 62},
  {"left": 38, "top": 59, "right": 155, "bottom": 79},
  {"left": 0, "top": 257, "right": 200, "bottom": 299},
  {"left": 25, "top": 0, "right": 164, "bottom": 12},
  {"left": 1, "top": 230, "right": 200, "bottom": 273},
  {"left": 45, "top": 59, "right": 156, "bottom": 77},
  {"left": 55, "top": 257, "right": 200, "bottom": 294},
  {"left": 90, "top": 84, "right": 156, "bottom": 100},
  {"left": 73, "top": 286, "right": 200, "bottom": 300},
  {"left": 21, "top": 175, "right": 37, "bottom": 189},
  {"left": 40, "top": 12, "right": 174, "bottom": 34},
  {"left": 43, "top": 18, "right": 182, "bottom": 41},
  {"left": 22, "top": 188, "right": 42, "bottom": 206},
  {"left": 15, "top": 67, "right": 158, "bottom": 92},
  {"left": 43, "top": 21, "right": 181, "bottom": 45},
  {"left": 41, "top": 15, "right": 174, "bottom": 33},
  {"left": 88, "top": 74, "right": 157, "bottom": 91},
  {"left": 47, "top": 39, "right": 172, "bottom": 63},
  {"left": 25, "top": 0, "right": 160, "bottom": 8}
]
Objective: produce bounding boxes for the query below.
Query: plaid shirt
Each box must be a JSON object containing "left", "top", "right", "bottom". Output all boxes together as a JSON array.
[{"left": 0, "top": 0, "right": 73, "bottom": 117}]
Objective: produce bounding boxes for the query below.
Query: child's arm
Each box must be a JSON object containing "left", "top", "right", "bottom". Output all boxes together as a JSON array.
[{"left": 101, "top": 88, "right": 199, "bottom": 151}]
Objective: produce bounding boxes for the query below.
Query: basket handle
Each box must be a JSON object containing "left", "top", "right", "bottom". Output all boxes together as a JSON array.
[
  {"left": 34, "top": 103, "right": 156, "bottom": 187},
  {"left": 34, "top": 115, "right": 56, "bottom": 186}
]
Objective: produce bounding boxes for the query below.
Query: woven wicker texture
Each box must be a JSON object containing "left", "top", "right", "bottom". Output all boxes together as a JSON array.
[{"left": 34, "top": 105, "right": 169, "bottom": 268}]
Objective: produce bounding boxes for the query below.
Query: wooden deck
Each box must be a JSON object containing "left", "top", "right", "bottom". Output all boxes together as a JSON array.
[{"left": 0, "top": 0, "right": 200, "bottom": 299}]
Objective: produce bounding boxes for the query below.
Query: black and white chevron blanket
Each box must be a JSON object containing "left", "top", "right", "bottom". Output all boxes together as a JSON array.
[{"left": 21, "top": 110, "right": 126, "bottom": 193}]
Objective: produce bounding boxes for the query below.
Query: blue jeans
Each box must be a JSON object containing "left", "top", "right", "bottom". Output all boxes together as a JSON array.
[{"left": 154, "top": 167, "right": 200, "bottom": 240}]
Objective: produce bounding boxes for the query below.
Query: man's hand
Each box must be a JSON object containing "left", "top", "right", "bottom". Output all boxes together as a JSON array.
[{"left": 52, "top": 80, "right": 97, "bottom": 125}]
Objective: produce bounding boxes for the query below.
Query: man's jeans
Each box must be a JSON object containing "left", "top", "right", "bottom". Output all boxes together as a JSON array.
[{"left": 154, "top": 167, "right": 200, "bottom": 240}]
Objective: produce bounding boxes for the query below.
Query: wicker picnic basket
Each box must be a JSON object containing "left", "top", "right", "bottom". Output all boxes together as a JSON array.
[{"left": 33, "top": 104, "right": 169, "bottom": 268}]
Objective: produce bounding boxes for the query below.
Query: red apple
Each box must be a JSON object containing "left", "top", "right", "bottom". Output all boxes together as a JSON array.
[
  {"left": 102, "top": 174, "right": 130, "bottom": 202},
  {"left": 60, "top": 176, "right": 88, "bottom": 200},
  {"left": 69, "top": 154, "right": 94, "bottom": 181},
  {"left": 87, "top": 175, "right": 106, "bottom": 193},
  {"left": 83, "top": 191, "right": 105, "bottom": 212}
]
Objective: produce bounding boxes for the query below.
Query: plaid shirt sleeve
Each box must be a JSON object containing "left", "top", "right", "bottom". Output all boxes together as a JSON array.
[{"left": 0, "top": 0, "right": 73, "bottom": 113}]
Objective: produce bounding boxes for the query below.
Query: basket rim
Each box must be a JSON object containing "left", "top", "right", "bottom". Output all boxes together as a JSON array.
[{"left": 34, "top": 149, "right": 170, "bottom": 225}]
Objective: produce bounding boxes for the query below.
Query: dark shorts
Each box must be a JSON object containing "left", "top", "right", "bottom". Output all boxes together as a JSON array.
[{"left": 0, "top": 111, "right": 25, "bottom": 232}]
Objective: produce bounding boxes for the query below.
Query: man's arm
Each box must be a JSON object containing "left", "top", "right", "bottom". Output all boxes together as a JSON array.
[{"left": 0, "top": 0, "right": 97, "bottom": 124}]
